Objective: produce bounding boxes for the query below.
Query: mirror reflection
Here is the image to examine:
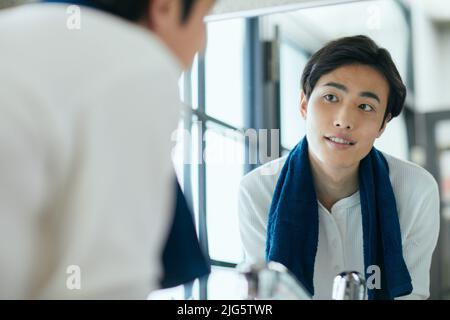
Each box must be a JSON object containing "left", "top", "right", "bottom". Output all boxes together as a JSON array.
[{"left": 173, "top": 0, "right": 450, "bottom": 300}]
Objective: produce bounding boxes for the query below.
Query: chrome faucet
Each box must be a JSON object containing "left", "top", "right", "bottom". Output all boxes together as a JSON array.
[
  {"left": 238, "top": 261, "right": 312, "bottom": 300},
  {"left": 332, "top": 271, "right": 366, "bottom": 300},
  {"left": 238, "top": 262, "right": 366, "bottom": 300}
]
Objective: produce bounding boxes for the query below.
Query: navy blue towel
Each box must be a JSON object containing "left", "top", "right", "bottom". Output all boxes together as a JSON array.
[
  {"left": 266, "top": 137, "right": 412, "bottom": 299},
  {"left": 160, "top": 180, "right": 210, "bottom": 288}
]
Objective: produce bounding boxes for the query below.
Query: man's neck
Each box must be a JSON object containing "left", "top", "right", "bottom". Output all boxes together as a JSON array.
[{"left": 308, "top": 152, "right": 359, "bottom": 212}]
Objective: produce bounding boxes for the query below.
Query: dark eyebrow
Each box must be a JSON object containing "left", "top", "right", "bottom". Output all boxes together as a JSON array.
[
  {"left": 323, "top": 82, "right": 381, "bottom": 104},
  {"left": 323, "top": 82, "right": 347, "bottom": 92},
  {"left": 360, "top": 91, "right": 380, "bottom": 104}
]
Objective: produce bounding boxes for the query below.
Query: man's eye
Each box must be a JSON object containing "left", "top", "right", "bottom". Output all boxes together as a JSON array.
[
  {"left": 324, "top": 94, "right": 338, "bottom": 102},
  {"left": 359, "top": 104, "right": 374, "bottom": 112}
]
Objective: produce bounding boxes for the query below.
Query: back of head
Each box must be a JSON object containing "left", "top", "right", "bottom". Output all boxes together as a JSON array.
[
  {"left": 301, "top": 35, "right": 406, "bottom": 122},
  {"left": 82, "top": 0, "right": 196, "bottom": 22}
]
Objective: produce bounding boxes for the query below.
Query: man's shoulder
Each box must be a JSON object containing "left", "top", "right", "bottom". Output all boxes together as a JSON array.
[
  {"left": 383, "top": 152, "right": 439, "bottom": 198},
  {"left": 238, "top": 157, "right": 287, "bottom": 223},
  {"left": 0, "top": 4, "right": 179, "bottom": 79},
  {"left": 240, "top": 156, "right": 287, "bottom": 193}
]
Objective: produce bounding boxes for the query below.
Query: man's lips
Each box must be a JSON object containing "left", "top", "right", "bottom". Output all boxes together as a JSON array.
[{"left": 324, "top": 135, "right": 356, "bottom": 145}]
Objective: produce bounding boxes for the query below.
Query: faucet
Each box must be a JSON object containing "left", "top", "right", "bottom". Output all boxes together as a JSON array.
[
  {"left": 238, "top": 261, "right": 312, "bottom": 300},
  {"left": 332, "top": 271, "right": 366, "bottom": 300},
  {"left": 238, "top": 262, "right": 366, "bottom": 300}
]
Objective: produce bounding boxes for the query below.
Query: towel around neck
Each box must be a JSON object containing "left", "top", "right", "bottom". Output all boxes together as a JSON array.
[{"left": 266, "top": 137, "right": 412, "bottom": 299}]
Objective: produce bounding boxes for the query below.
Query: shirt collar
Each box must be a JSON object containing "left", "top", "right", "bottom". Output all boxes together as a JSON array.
[{"left": 318, "top": 190, "right": 361, "bottom": 215}]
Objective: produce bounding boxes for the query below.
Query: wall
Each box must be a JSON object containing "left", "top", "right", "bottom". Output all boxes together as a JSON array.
[{"left": 410, "top": 0, "right": 450, "bottom": 112}]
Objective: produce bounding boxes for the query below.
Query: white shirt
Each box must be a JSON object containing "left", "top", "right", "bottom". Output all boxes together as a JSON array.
[
  {"left": 238, "top": 152, "right": 440, "bottom": 299},
  {"left": 0, "top": 4, "right": 181, "bottom": 299}
]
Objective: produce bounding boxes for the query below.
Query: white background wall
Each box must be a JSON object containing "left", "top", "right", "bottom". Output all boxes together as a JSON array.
[{"left": 410, "top": 0, "right": 450, "bottom": 112}]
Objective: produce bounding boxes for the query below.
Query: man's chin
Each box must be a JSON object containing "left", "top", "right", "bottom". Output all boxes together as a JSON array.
[{"left": 320, "top": 152, "right": 359, "bottom": 170}]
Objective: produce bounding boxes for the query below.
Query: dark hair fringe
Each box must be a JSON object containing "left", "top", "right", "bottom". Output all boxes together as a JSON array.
[{"left": 90, "top": 0, "right": 196, "bottom": 22}]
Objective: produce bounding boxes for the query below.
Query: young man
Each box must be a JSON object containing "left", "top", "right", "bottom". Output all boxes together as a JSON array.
[
  {"left": 238, "top": 35, "right": 440, "bottom": 300},
  {"left": 0, "top": 0, "right": 214, "bottom": 298}
]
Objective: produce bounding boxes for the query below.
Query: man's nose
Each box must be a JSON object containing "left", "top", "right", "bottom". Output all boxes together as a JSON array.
[{"left": 333, "top": 110, "right": 354, "bottom": 130}]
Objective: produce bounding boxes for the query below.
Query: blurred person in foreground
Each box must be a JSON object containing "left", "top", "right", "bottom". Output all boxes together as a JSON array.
[{"left": 0, "top": 0, "right": 214, "bottom": 299}]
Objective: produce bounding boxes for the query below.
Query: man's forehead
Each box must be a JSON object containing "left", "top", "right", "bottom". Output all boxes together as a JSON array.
[{"left": 316, "top": 65, "right": 389, "bottom": 97}]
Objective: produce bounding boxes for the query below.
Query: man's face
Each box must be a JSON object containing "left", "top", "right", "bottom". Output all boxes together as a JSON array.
[
  {"left": 148, "top": 0, "right": 215, "bottom": 69},
  {"left": 300, "top": 63, "right": 390, "bottom": 170}
]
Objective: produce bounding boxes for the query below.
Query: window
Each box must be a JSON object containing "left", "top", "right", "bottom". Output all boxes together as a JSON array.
[
  {"left": 204, "top": 19, "right": 246, "bottom": 267},
  {"left": 205, "top": 19, "right": 245, "bottom": 129},
  {"left": 172, "top": 18, "right": 248, "bottom": 299},
  {"left": 205, "top": 126, "right": 245, "bottom": 263},
  {"left": 279, "top": 37, "right": 309, "bottom": 151}
]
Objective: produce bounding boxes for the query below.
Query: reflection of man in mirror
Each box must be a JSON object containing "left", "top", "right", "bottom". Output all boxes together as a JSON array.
[{"left": 238, "top": 35, "right": 439, "bottom": 300}]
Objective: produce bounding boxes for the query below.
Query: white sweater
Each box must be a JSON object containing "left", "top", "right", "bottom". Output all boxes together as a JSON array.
[
  {"left": 0, "top": 4, "right": 181, "bottom": 299},
  {"left": 238, "top": 152, "right": 440, "bottom": 299}
]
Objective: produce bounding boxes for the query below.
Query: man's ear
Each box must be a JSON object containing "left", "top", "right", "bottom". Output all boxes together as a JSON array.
[
  {"left": 299, "top": 90, "right": 308, "bottom": 120},
  {"left": 146, "top": 0, "right": 179, "bottom": 32},
  {"left": 377, "top": 113, "right": 392, "bottom": 137}
]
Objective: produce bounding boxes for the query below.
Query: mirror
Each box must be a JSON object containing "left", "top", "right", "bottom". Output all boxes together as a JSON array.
[{"left": 175, "top": 0, "right": 448, "bottom": 300}]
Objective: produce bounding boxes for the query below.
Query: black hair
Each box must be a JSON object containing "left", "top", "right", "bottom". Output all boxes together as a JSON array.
[
  {"left": 300, "top": 35, "right": 406, "bottom": 126},
  {"left": 86, "top": 0, "right": 196, "bottom": 22}
]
